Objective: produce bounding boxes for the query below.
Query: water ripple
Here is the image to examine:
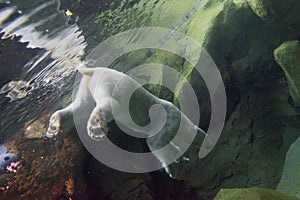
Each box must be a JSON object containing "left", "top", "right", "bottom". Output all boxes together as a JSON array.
[{"left": 0, "top": 0, "right": 86, "bottom": 141}]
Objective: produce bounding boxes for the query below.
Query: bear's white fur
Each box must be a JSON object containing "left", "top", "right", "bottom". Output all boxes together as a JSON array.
[{"left": 46, "top": 63, "right": 207, "bottom": 169}]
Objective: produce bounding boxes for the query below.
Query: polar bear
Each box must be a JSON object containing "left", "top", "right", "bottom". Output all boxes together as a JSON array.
[{"left": 46, "top": 63, "right": 207, "bottom": 167}]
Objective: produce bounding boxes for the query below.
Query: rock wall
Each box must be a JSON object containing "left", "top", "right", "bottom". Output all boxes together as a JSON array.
[
  {"left": 215, "top": 187, "right": 297, "bottom": 200},
  {"left": 274, "top": 41, "right": 300, "bottom": 108},
  {"left": 277, "top": 136, "right": 300, "bottom": 199}
]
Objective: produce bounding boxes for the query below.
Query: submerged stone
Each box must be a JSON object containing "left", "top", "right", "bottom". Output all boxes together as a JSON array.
[
  {"left": 274, "top": 41, "right": 300, "bottom": 108},
  {"left": 277, "top": 136, "right": 300, "bottom": 199},
  {"left": 215, "top": 187, "right": 297, "bottom": 200},
  {"left": 24, "top": 118, "right": 47, "bottom": 139},
  {"left": 247, "top": 0, "right": 300, "bottom": 38}
]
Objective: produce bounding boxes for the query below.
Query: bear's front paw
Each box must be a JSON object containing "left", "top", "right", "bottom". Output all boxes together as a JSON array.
[
  {"left": 46, "top": 113, "right": 61, "bottom": 138},
  {"left": 87, "top": 115, "right": 108, "bottom": 141}
]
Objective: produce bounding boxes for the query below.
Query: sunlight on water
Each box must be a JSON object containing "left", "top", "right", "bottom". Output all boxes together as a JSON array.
[
  {"left": 0, "top": 0, "right": 86, "bottom": 101},
  {"left": 0, "top": 0, "right": 86, "bottom": 141},
  {"left": 0, "top": 0, "right": 209, "bottom": 141}
]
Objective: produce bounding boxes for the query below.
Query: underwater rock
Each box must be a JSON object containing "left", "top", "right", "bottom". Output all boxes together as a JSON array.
[
  {"left": 214, "top": 187, "right": 297, "bottom": 200},
  {"left": 247, "top": 0, "right": 300, "bottom": 38},
  {"left": 83, "top": 151, "right": 155, "bottom": 200},
  {"left": 274, "top": 41, "right": 300, "bottom": 108},
  {"left": 0, "top": 125, "right": 88, "bottom": 199},
  {"left": 24, "top": 115, "right": 49, "bottom": 139},
  {"left": 158, "top": 0, "right": 291, "bottom": 189},
  {"left": 277, "top": 136, "right": 300, "bottom": 199}
]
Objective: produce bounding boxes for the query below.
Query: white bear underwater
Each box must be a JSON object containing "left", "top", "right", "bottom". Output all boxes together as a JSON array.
[{"left": 46, "top": 63, "right": 207, "bottom": 175}]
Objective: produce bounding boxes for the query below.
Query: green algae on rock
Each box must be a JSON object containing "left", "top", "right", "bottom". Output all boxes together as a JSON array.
[
  {"left": 277, "top": 136, "right": 300, "bottom": 199},
  {"left": 215, "top": 187, "right": 297, "bottom": 200},
  {"left": 247, "top": 0, "right": 300, "bottom": 38},
  {"left": 158, "top": 0, "right": 289, "bottom": 187},
  {"left": 24, "top": 118, "right": 48, "bottom": 139},
  {"left": 274, "top": 41, "right": 300, "bottom": 107}
]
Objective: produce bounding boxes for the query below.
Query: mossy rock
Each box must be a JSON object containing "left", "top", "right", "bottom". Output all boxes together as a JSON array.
[
  {"left": 214, "top": 187, "right": 297, "bottom": 200},
  {"left": 277, "top": 136, "right": 300, "bottom": 199},
  {"left": 162, "top": 0, "right": 286, "bottom": 183},
  {"left": 247, "top": 0, "right": 300, "bottom": 38},
  {"left": 274, "top": 41, "right": 300, "bottom": 107}
]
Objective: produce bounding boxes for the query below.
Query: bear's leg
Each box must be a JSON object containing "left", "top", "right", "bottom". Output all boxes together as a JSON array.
[
  {"left": 46, "top": 77, "right": 90, "bottom": 138},
  {"left": 87, "top": 97, "right": 119, "bottom": 141}
]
